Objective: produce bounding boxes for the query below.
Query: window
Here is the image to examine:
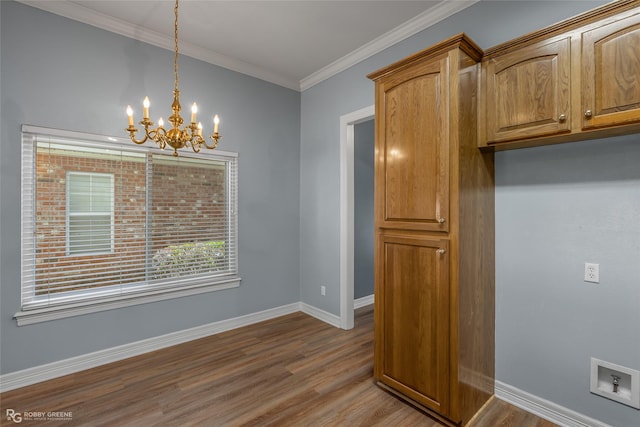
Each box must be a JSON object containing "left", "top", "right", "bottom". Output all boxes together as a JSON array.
[
  {"left": 67, "top": 172, "right": 114, "bottom": 255},
  {"left": 18, "top": 125, "right": 239, "bottom": 325}
]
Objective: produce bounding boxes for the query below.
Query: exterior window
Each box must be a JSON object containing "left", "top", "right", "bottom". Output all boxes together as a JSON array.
[
  {"left": 18, "top": 126, "right": 239, "bottom": 324},
  {"left": 67, "top": 172, "right": 114, "bottom": 255}
]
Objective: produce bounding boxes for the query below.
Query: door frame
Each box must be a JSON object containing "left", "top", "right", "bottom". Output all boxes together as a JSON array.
[{"left": 339, "top": 104, "right": 375, "bottom": 330}]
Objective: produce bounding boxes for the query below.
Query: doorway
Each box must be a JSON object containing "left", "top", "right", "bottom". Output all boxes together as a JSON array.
[{"left": 339, "top": 105, "right": 374, "bottom": 330}]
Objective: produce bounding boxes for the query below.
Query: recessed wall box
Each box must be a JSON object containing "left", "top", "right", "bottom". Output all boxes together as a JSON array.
[{"left": 590, "top": 358, "right": 640, "bottom": 409}]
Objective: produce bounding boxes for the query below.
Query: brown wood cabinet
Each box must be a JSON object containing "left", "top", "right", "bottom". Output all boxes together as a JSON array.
[
  {"left": 480, "top": 0, "right": 640, "bottom": 150},
  {"left": 377, "top": 234, "right": 451, "bottom": 412},
  {"left": 368, "top": 34, "right": 495, "bottom": 427},
  {"left": 483, "top": 37, "right": 571, "bottom": 143},
  {"left": 582, "top": 11, "right": 640, "bottom": 130},
  {"left": 376, "top": 56, "right": 450, "bottom": 233}
]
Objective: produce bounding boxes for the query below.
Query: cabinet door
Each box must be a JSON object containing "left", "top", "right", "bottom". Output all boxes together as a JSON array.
[
  {"left": 375, "top": 234, "right": 450, "bottom": 415},
  {"left": 484, "top": 37, "right": 571, "bottom": 143},
  {"left": 582, "top": 12, "right": 640, "bottom": 130},
  {"left": 375, "top": 56, "right": 449, "bottom": 232}
]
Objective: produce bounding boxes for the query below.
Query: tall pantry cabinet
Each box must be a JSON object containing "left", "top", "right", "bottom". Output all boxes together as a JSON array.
[{"left": 367, "top": 34, "right": 495, "bottom": 426}]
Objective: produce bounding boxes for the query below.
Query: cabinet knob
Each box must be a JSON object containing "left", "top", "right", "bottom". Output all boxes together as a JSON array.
[
  {"left": 558, "top": 114, "right": 566, "bottom": 122},
  {"left": 436, "top": 249, "right": 446, "bottom": 255},
  {"left": 437, "top": 217, "right": 446, "bottom": 224},
  {"left": 585, "top": 110, "right": 593, "bottom": 119}
]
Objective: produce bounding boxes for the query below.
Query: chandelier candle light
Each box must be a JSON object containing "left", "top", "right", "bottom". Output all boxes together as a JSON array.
[{"left": 126, "top": 0, "right": 221, "bottom": 156}]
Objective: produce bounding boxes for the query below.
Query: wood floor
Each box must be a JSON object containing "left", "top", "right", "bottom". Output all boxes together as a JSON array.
[{"left": 0, "top": 305, "right": 556, "bottom": 426}]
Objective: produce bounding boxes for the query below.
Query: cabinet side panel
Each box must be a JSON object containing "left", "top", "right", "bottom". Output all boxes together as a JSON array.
[{"left": 457, "top": 55, "right": 496, "bottom": 425}]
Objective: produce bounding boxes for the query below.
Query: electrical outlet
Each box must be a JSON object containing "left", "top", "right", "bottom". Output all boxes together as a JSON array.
[
  {"left": 584, "top": 263, "right": 599, "bottom": 283},
  {"left": 320, "top": 286, "right": 326, "bottom": 296}
]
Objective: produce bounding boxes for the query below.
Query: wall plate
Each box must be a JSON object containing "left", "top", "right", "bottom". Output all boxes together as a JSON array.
[{"left": 590, "top": 357, "right": 640, "bottom": 409}]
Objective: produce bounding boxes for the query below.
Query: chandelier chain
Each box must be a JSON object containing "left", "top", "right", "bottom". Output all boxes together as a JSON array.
[{"left": 174, "top": 0, "right": 179, "bottom": 92}]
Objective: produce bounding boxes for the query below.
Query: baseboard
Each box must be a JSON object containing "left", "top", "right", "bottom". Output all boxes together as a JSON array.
[
  {"left": 0, "top": 302, "right": 300, "bottom": 393},
  {"left": 495, "top": 380, "right": 612, "bottom": 427},
  {"left": 1, "top": 299, "right": 360, "bottom": 393},
  {"left": 0, "top": 308, "right": 620, "bottom": 427},
  {"left": 299, "top": 302, "right": 342, "bottom": 328},
  {"left": 354, "top": 294, "right": 374, "bottom": 309}
]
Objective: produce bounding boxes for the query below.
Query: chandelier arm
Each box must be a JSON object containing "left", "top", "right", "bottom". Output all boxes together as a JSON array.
[
  {"left": 189, "top": 130, "right": 204, "bottom": 152},
  {"left": 127, "top": 128, "right": 149, "bottom": 145},
  {"left": 147, "top": 126, "right": 164, "bottom": 140},
  {"left": 202, "top": 135, "right": 220, "bottom": 150},
  {"left": 154, "top": 133, "right": 167, "bottom": 151},
  {"left": 191, "top": 138, "right": 203, "bottom": 154},
  {"left": 127, "top": 118, "right": 155, "bottom": 144}
]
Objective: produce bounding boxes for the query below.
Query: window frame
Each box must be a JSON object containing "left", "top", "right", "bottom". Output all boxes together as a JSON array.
[{"left": 16, "top": 125, "right": 241, "bottom": 326}]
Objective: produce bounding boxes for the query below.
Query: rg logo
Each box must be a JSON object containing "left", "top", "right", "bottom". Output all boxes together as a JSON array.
[{"left": 6, "top": 409, "right": 22, "bottom": 423}]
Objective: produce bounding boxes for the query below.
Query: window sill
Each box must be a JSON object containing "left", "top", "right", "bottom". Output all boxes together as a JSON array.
[{"left": 14, "top": 276, "right": 241, "bottom": 326}]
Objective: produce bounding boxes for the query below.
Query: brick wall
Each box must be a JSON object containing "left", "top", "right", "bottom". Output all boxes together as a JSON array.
[{"left": 34, "top": 150, "right": 226, "bottom": 295}]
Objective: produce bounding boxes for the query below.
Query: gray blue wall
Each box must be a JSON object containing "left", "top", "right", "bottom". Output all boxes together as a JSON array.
[
  {"left": 2, "top": 0, "right": 639, "bottom": 425},
  {"left": 299, "top": 1, "right": 638, "bottom": 426},
  {"left": 354, "top": 119, "right": 374, "bottom": 299},
  {"left": 495, "top": 135, "right": 640, "bottom": 426},
  {"left": 300, "top": 0, "right": 617, "bottom": 314},
  {"left": 1, "top": 1, "right": 300, "bottom": 374}
]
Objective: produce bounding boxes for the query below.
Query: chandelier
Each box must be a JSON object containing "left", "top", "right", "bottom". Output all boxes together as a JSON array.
[{"left": 125, "top": 0, "right": 221, "bottom": 156}]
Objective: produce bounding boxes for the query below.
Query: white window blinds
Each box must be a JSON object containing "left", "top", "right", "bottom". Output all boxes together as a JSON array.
[{"left": 20, "top": 126, "right": 239, "bottom": 318}]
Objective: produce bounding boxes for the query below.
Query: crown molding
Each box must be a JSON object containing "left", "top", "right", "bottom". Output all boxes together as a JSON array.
[
  {"left": 18, "top": 0, "right": 479, "bottom": 92},
  {"left": 16, "top": 0, "right": 301, "bottom": 91},
  {"left": 299, "top": 0, "right": 480, "bottom": 91}
]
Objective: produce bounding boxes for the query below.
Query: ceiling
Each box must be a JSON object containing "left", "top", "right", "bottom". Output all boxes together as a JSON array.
[{"left": 18, "top": 1, "right": 478, "bottom": 91}]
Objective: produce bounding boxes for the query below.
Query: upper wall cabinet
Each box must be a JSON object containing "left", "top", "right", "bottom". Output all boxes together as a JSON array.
[
  {"left": 484, "top": 37, "right": 571, "bottom": 143},
  {"left": 480, "top": 0, "right": 640, "bottom": 150},
  {"left": 582, "top": 12, "right": 640, "bottom": 130}
]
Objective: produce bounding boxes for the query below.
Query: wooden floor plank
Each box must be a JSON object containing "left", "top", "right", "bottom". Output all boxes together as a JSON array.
[{"left": 0, "top": 305, "right": 556, "bottom": 426}]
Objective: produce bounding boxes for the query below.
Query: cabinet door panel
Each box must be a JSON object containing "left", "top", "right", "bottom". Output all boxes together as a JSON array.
[
  {"left": 582, "top": 13, "right": 640, "bottom": 129},
  {"left": 376, "top": 57, "right": 449, "bottom": 232},
  {"left": 485, "top": 37, "right": 571, "bottom": 143},
  {"left": 375, "top": 234, "right": 450, "bottom": 414}
]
